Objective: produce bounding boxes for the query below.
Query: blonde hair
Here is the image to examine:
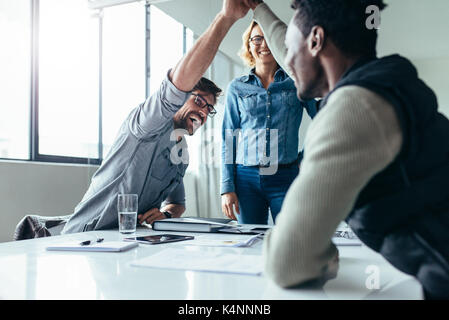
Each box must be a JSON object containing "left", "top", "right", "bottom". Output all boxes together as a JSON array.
[{"left": 238, "top": 20, "right": 258, "bottom": 68}]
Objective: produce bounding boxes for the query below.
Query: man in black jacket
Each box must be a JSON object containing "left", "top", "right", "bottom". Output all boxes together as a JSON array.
[{"left": 257, "top": 0, "right": 449, "bottom": 299}]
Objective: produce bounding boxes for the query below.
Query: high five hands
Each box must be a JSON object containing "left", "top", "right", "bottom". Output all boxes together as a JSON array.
[{"left": 220, "top": 0, "right": 264, "bottom": 21}]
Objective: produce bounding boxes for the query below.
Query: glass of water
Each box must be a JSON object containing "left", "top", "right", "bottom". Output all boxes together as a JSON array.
[{"left": 117, "top": 194, "right": 138, "bottom": 234}]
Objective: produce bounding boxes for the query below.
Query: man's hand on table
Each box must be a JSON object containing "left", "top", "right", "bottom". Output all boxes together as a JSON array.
[{"left": 138, "top": 208, "right": 165, "bottom": 225}]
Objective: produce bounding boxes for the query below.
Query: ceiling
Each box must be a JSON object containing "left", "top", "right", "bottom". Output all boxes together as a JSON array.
[{"left": 155, "top": 0, "right": 449, "bottom": 66}]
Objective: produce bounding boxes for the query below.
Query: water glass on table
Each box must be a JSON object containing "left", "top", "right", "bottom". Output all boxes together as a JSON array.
[{"left": 117, "top": 194, "right": 138, "bottom": 234}]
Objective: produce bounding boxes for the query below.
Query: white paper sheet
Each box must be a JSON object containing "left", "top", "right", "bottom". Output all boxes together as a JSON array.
[
  {"left": 180, "top": 234, "right": 263, "bottom": 247},
  {"left": 332, "top": 237, "right": 362, "bottom": 246},
  {"left": 130, "top": 248, "right": 263, "bottom": 275}
]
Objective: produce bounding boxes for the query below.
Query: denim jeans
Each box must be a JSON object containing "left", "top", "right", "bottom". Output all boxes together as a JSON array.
[{"left": 234, "top": 164, "right": 299, "bottom": 224}]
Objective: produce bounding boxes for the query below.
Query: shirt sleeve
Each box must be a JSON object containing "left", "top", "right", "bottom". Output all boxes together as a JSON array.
[
  {"left": 161, "top": 180, "right": 186, "bottom": 207},
  {"left": 253, "top": 3, "right": 290, "bottom": 78},
  {"left": 128, "top": 69, "right": 191, "bottom": 139},
  {"left": 221, "top": 83, "right": 241, "bottom": 195},
  {"left": 263, "top": 85, "right": 403, "bottom": 287}
]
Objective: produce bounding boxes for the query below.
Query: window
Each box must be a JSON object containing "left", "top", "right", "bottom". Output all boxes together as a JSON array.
[
  {"left": 0, "top": 0, "right": 243, "bottom": 166},
  {"left": 102, "top": 1, "right": 145, "bottom": 157},
  {"left": 149, "top": 6, "right": 184, "bottom": 95},
  {"left": 0, "top": 0, "right": 31, "bottom": 160},
  {"left": 38, "top": 0, "right": 99, "bottom": 160},
  {"left": 185, "top": 27, "right": 194, "bottom": 53}
]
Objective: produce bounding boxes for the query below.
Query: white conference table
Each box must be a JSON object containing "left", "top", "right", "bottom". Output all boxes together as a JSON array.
[{"left": 0, "top": 226, "right": 423, "bottom": 300}]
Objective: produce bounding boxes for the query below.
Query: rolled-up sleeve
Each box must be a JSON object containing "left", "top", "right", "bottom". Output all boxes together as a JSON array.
[
  {"left": 161, "top": 180, "right": 186, "bottom": 207},
  {"left": 129, "top": 69, "right": 191, "bottom": 139}
]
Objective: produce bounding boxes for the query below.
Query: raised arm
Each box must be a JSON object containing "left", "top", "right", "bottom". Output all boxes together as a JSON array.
[
  {"left": 131, "top": 0, "right": 250, "bottom": 138},
  {"left": 169, "top": 0, "right": 250, "bottom": 91}
]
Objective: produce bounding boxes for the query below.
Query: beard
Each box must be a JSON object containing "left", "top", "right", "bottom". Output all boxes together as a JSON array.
[
  {"left": 173, "top": 110, "right": 202, "bottom": 136},
  {"left": 297, "top": 60, "right": 326, "bottom": 101},
  {"left": 173, "top": 116, "right": 193, "bottom": 136}
]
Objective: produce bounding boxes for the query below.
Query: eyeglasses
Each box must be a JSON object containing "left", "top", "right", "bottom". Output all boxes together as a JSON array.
[
  {"left": 249, "top": 35, "right": 265, "bottom": 46},
  {"left": 192, "top": 93, "right": 217, "bottom": 117}
]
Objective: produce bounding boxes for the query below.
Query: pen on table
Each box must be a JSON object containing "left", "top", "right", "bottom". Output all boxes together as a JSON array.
[{"left": 79, "top": 238, "right": 104, "bottom": 246}]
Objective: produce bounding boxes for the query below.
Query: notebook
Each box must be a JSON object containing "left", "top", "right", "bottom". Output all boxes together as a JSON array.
[
  {"left": 151, "top": 218, "right": 267, "bottom": 235},
  {"left": 46, "top": 241, "right": 138, "bottom": 252},
  {"left": 152, "top": 217, "right": 234, "bottom": 233}
]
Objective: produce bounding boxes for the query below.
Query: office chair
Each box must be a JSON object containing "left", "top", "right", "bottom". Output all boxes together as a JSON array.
[{"left": 14, "top": 214, "right": 72, "bottom": 241}]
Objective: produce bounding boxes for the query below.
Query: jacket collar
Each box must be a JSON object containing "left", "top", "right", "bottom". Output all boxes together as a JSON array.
[{"left": 240, "top": 66, "right": 288, "bottom": 83}]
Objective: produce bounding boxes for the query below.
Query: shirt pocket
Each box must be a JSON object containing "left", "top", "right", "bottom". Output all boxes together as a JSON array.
[
  {"left": 282, "top": 89, "right": 300, "bottom": 108},
  {"left": 151, "top": 148, "right": 176, "bottom": 181},
  {"left": 238, "top": 93, "right": 259, "bottom": 117}
]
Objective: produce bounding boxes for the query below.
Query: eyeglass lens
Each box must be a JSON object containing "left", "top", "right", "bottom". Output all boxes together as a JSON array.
[
  {"left": 194, "top": 95, "right": 216, "bottom": 117},
  {"left": 250, "top": 36, "right": 264, "bottom": 45}
]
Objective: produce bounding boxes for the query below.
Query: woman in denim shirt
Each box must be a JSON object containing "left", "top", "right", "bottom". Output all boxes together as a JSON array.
[{"left": 221, "top": 21, "right": 317, "bottom": 224}]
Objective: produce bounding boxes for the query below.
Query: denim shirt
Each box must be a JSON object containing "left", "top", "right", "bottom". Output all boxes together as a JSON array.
[{"left": 221, "top": 68, "right": 317, "bottom": 194}]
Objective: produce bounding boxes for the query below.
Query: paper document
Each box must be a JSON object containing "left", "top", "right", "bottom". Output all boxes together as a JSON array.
[
  {"left": 181, "top": 234, "right": 263, "bottom": 248},
  {"left": 333, "top": 222, "right": 362, "bottom": 246},
  {"left": 46, "top": 241, "right": 138, "bottom": 252},
  {"left": 332, "top": 237, "right": 362, "bottom": 246},
  {"left": 131, "top": 248, "right": 263, "bottom": 275}
]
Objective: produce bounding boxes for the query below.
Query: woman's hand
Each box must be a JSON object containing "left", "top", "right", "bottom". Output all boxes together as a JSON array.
[
  {"left": 221, "top": 192, "right": 240, "bottom": 220},
  {"left": 221, "top": 0, "right": 251, "bottom": 21},
  {"left": 246, "top": 0, "right": 264, "bottom": 10}
]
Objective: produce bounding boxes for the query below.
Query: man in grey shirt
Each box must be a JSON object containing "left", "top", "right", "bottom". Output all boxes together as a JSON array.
[{"left": 62, "top": 0, "right": 251, "bottom": 234}]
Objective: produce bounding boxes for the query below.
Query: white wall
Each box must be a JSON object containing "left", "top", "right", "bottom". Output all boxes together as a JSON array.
[
  {"left": 0, "top": 161, "right": 97, "bottom": 242},
  {"left": 411, "top": 56, "right": 449, "bottom": 117},
  {"left": 0, "top": 159, "right": 202, "bottom": 243}
]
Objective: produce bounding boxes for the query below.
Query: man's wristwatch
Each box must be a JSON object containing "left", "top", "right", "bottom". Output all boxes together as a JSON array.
[{"left": 161, "top": 211, "right": 172, "bottom": 219}]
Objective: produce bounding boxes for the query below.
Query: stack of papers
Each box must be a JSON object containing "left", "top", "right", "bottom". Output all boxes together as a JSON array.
[{"left": 131, "top": 248, "right": 263, "bottom": 275}]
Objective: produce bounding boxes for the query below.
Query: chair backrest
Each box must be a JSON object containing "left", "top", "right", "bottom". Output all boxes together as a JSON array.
[{"left": 14, "top": 214, "right": 72, "bottom": 241}]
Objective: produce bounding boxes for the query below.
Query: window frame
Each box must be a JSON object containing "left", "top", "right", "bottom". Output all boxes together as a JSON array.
[
  {"left": 30, "top": 0, "right": 103, "bottom": 165},
  {"left": 24, "top": 1, "right": 182, "bottom": 166},
  {"left": 0, "top": 1, "right": 216, "bottom": 166}
]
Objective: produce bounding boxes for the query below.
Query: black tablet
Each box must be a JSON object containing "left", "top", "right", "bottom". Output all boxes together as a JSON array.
[{"left": 123, "top": 234, "right": 194, "bottom": 245}]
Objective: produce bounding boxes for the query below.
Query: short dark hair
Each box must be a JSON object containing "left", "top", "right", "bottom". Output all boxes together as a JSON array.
[
  {"left": 292, "top": 0, "right": 387, "bottom": 57},
  {"left": 193, "top": 77, "right": 222, "bottom": 104}
]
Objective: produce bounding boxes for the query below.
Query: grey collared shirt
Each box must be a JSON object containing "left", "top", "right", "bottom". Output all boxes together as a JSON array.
[{"left": 62, "top": 72, "right": 190, "bottom": 234}]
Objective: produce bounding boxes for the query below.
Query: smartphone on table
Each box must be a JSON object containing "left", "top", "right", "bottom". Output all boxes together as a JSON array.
[{"left": 124, "top": 234, "right": 194, "bottom": 245}]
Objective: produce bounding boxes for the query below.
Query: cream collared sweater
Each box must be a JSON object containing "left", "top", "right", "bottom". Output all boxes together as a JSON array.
[{"left": 254, "top": 3, "right": 403, "bottom": 287}]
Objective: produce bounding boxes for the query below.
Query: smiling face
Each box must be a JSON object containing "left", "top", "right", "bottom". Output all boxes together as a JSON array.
[
  {"left": 173, "top": 90, "right": 215, "bottom": 135},
  {"left": 248, "top": 25, "right": 275, "bottom": 66}
]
